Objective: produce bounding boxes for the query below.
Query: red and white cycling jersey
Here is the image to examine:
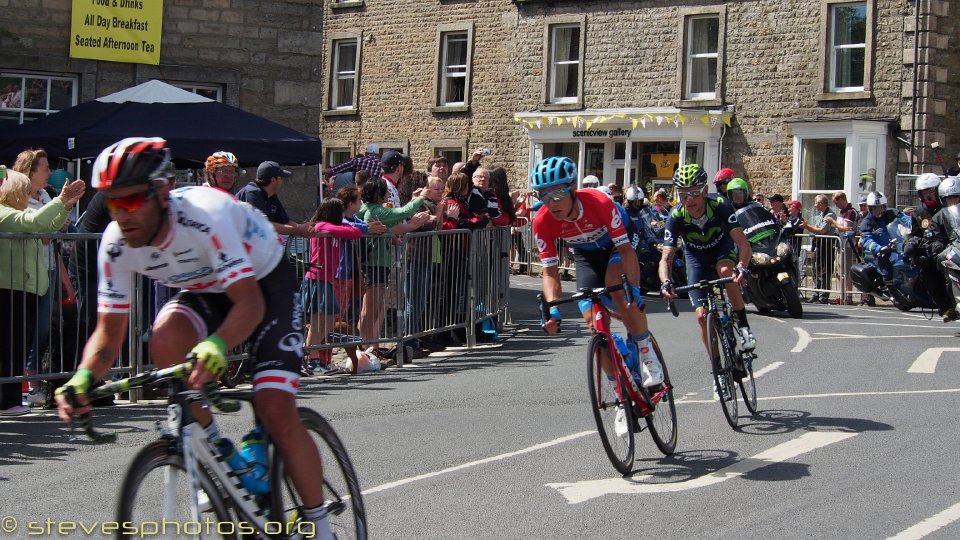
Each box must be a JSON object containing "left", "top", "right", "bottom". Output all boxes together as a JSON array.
[
  {"left": 532, "top": 188, "right": 629, "bottom": 267},
  {"left": 97, "top": 186, "right": 284, "bottom": 313}
]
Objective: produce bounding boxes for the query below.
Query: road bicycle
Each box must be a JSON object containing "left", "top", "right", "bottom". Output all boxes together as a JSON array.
[
  {"left": 64, "top": 359, "right": 367, "bottom": 539},
  {"left": 539, "top": 277, "right": 677, "bottom": 474},
  {"left": 669, "top": 277, "right": 758, "bottom": 429}
]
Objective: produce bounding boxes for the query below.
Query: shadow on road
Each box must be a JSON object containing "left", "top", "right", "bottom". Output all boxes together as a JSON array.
[{"left": 735, "top": 408, "right": 894, "bottom": 436}]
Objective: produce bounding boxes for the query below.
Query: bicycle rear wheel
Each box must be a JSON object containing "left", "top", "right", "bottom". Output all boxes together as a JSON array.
[
  {"left": 269, "top": 408, "right": 367, "bottom": 540},
  {"left": 586, "top": 333, "right": 635, "bottom": 474},
  {"left": 116, "top": 439, "right": 233, "bottom": 540},
  {"left": 644, "top": 336, "right": 677, "bottom": 455},
  {"left": 707, "top": 314, "right": 739, "bottom": 429}
]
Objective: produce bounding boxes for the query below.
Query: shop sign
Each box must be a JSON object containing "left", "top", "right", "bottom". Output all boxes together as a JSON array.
[
  {"left": 571, "top": 128, "right": 633, "bottom": 138},
  {"left": 70, "top": 0, "right": 163, "bottom": 65}
]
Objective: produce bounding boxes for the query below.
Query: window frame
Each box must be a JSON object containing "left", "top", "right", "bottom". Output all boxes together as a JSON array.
[
  {"left": 323, "top": 33, "right": 362, "bottom": 116},
  {"left": 430, "top": 139, "right": 467, "bottom": 166},
  {"left": 433, "top": 23, "right": 474, "bottom": 113},
  {"left": 790, "top": 120, "right": 888, "bottom": 208},
  {"left": 818, "top": 0, "right": 873, "bottom": 101},
  {"left": 170, "top": 82, "right": 223, "bottom": 102},
  {"left": 541, "top": 15, "right": 585, "bottom": 111},
  {"left": 684, "top": 16, "right": 720, "bottom": 100},
  {"left": 0, "top": 72, "right": 79, "bottom": 125},
  {"left": 675, "top": 6, "right": 725, "bottom": 108}
]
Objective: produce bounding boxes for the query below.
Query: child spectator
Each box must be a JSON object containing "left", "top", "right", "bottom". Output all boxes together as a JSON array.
[{"left": 301, "top": 198, "right": 363, "bottom": 375}]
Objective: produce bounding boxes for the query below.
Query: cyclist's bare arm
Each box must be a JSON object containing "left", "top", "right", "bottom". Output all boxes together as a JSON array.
[
  {"left": 729, "top": 228, "right": 752, "bottom": 284},
  {"left": 658, "top": 246, "right": 677, "bottom": 300},
  {"left": 188, "top": 276, "right": 265, "bottom": 388},
  {"left": 541, "top": 265, "right": 563, "bottom": 334},
  {"left": 55, "top": 311, "right": 128, "bottom": 422}
]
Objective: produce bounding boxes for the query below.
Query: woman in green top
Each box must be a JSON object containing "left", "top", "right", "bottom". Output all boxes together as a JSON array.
[
  {"left": 0, "top": 167, "right": 85, "bottom": 415},
  {"left": 355, "top": 177, "right": 432, "bottom": 345}
]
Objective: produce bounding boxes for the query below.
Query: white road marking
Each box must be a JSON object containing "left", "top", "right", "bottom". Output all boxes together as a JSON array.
[
  {"left": 803, "top": 321, "right": 945, "bottom": 330},
  {"left": 792, "top": 327, "right": 811, "bottom": 352},
  {"left": 671, "top": 387, "right": 960, "bottom": 404},
  {"left": 887, "top": 501, "right": 960, "bottom": 540},
  {"left": 361, "top": 431, "right": 594, "bottom": 496},
  {"left": 545, "top": 431, "right": 856, "bottom": 504},
  {"left": 752, "top": 361, "right": 784, "bottom": 378},
  {"left": 907, "top": 348, "right": 960, "bottom": 374}
]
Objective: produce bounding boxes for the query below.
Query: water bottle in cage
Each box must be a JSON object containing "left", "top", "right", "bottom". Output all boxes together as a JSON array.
[{"left": 612, "top": 334, "right": 642, "bottom": 391}]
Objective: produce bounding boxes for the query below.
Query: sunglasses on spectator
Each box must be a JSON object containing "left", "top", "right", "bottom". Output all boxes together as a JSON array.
[
  {"left": 105, "top": 187, "right": 157, "bottom": 214},
  {"left": 538, "top": 186, "right": 572, "bottom": 203},
  {"left": 677, "top": 187, "right": 705, "bottom": 200}
]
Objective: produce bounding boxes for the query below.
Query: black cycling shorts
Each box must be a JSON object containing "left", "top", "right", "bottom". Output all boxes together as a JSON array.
[{"left": 156, "top": 256, "right": 303, "bottom": 394}]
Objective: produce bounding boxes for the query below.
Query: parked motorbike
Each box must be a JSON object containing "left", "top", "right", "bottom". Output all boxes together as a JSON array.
[
  {"left": 850, "top": 213, "right": 936, "bottom": 312},
  {"left": 638, "top": 244, "right": 688, "bottom": 298},
  {"left": 742, "top": 218, "right": 804, "bottom": 318}
]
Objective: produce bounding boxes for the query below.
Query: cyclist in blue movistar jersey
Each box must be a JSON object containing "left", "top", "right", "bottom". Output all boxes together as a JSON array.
[{"left": 659, "top": 164, "right": 756, "bottom": 356}]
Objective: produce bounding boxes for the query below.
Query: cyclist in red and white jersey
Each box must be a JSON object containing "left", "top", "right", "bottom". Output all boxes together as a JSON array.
[
  {"left": 533, "top": 156, "right": 664, "bottom": 388},
  {"left": 55, "top": 138, "right": 337, "bottom": 539}
]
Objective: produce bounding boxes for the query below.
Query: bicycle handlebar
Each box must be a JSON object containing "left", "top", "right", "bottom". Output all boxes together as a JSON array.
[
  {"left": 665, "top": 276, "right": 735, "bottom": 317},
  {"left": 66, "top": 357, "right": 242, "bottom": 444},
  {"left": 537, "top": 274, "right": 638, "bottom": 331}
]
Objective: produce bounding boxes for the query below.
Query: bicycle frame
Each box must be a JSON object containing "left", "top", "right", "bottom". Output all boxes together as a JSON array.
[{"left": 165, "top": 387, "right": 274, "bottom": 535}]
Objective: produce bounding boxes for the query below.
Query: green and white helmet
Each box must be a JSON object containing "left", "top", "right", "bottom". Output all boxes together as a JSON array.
[{"left": 673, "top": 163, "right": 707, "bottom": 188}]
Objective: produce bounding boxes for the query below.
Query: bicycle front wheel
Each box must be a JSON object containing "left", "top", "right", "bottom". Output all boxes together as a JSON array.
[
  {"left": 116, "top": 439, "right": 233, "bottom": 540},
  {"left": 707, "top": 314, "right": 739, "bottom": 428},
  {"left": 738, "top": 354, "right": 758, "bottom": 414},
  {"left": 269, "top": 408, "right": 368, "bottom": 540},
  {"left": 586, "top": 333, "right": 635, "bottom": 474},
  {"left": 644, "top": 336, "right": 677, "bottom": 455}
]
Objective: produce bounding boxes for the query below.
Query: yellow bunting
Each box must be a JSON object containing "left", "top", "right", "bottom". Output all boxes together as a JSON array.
[
  {"left": 722, "top": 115, "right": 732, "bottom": 127},
  {"left": 631, "top": 118, "right": 639, "bottom": 129},
  {"left": 700, "top": 115, "right": 712, "bottom": 127},
  {"left": 678, "top": 114, "right": 687, "bottom": 125}
]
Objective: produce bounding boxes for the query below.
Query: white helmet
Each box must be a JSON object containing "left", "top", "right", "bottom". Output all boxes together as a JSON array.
[
  {"left": 582, "top": 175, "right": 600, "bottom": 188},
  {"left": 866, "top": 191, "right": 887, "bottom": 207},
  {"left": 625, "top": 185, "right": 645, "bottom": 202},
  {"left": 596, "top": 185, "right": 615, "bottom": 200},
  {"left": 939, "top": 176, "right": 960, "bottom": 198},
  {"left": 916, "top": 173, "right": 941, "bottom": 192}
]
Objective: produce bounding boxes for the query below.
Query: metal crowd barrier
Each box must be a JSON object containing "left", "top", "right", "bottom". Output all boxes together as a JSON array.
[
  {"left": 1, "top": 226, "right": 515, "bottom": 388},
  {"left": 793, "top": 232, "right": 864, "bottom": 303},
  {"left": 510, "top": 217, "right": 576, "bottom": 278}
]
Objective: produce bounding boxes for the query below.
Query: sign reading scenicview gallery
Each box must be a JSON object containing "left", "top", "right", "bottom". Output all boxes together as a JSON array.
[{"left": 69, "top": 0, "right": 163, "bottom": 65}]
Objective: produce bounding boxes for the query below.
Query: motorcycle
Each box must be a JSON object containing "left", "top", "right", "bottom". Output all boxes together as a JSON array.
[
  {"left": 850, "top": 213, "right": 936, "bottom": 312},
  {"left": 741, "top": 217, "right": 804, "bottom": 318},
  {"left": 638, "top": 244, "right": 688, "bottom": 298}
]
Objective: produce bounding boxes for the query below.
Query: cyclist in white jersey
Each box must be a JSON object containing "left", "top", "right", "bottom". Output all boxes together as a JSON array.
[{"left": 55, "top": 137, "right": 337, "bottom": 539}]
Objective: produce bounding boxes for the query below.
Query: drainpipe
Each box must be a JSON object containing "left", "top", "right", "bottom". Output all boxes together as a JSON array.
[{"left": 909, "top": 0, "right": 921, "bottom": 174}]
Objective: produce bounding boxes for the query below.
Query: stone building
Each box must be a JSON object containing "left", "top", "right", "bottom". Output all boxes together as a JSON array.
[
  {"left": 0, "top": 0, "right": 323, "bottom": 219},
  {"left": 320, "top": 0, "right": 958, "bottom": 209}
]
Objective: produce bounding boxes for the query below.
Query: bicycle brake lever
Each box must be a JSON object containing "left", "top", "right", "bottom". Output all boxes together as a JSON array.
[
  {"left": 64, "top": 386, "right": 116, "bottom": 444},
  {"left": 203, "top": 383, "right": 242, "bottom": 413}
]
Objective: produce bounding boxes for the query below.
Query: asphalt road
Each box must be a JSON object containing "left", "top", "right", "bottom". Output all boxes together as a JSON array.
[{"left": 3, "top": 274, "right": 960, "bottom": 539}]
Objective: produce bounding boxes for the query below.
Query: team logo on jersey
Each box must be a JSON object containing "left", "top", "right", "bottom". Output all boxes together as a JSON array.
[
  {"left": 535, "top": 234, "right": 547, "bottom": 254},
  {"left": 106, "top": 242, "right": 123, "bottom": 262},
  {"left": 610, "top": 208, "right": 622, "bottom": 229},
  {"left": 663, "top": 229, "right": 673, "bottom": 244}
]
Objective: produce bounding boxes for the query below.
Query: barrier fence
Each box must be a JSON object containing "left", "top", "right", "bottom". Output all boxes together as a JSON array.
[
  {"left": 506, "top": 224, "right": 867, "bottom": 303},
  {"left": 0, "top": 227, "right": 513, "bottom": 392}
]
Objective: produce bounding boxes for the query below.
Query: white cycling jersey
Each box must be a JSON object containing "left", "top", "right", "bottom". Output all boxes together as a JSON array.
[{"left": 97, "top": 186, "right": 284, "bottom": 314}]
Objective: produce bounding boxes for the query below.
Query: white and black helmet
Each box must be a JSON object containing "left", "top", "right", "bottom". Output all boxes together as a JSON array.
[
  {"left": 938, "top": 176, "right": 960, "bottom": 198},
  {"left": 916, "top": 173, "right": 942, "bottom": 193},
  {"left": 866, "top": 191, "right": 887, "bottom": 207},
  {"left": 625, "top": 185, "right": 644, "bottom": 202}
]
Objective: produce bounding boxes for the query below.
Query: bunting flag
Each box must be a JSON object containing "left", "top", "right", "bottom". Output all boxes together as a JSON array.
[{"left": 511, "top": 112, "right": 732, "bottom": 131}]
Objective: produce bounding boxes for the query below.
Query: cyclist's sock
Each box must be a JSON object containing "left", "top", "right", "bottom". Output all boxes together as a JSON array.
[
  {"left": 735, "top": 309, "right": 749, "bottom": 328},
  {"left": 203, "top": 420, "right": 221, "bottom": 442},
  {"left": 628, "top": 331, "right": 651, "bottom": 344},
  {"left": 302, "top": 504, "right": 334, "bottom": 540}
]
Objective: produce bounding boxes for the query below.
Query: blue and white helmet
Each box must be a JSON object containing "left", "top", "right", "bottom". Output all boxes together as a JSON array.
[{"left": 530, "top": 156, "right": 576, "bottom": 190}]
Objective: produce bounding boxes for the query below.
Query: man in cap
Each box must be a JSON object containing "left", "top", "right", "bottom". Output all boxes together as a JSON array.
[
  {"left": 948, "top": 151, "right": 960, "bottom": 177},
  {"left": 236, "top": 161, "right": 314, "bottom": 236}
]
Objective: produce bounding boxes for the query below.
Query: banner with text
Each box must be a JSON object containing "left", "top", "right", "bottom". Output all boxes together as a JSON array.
[{"left": 70, "top": 0, "right": 163, "bottom": 65}]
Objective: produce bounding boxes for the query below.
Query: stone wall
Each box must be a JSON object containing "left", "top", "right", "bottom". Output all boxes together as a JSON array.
[
  {"left": 320, "top": 0, "right": 954, "bottom": 196},
  {"left": 0, "top": 0, "right": 323, "bottom": 220}
]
